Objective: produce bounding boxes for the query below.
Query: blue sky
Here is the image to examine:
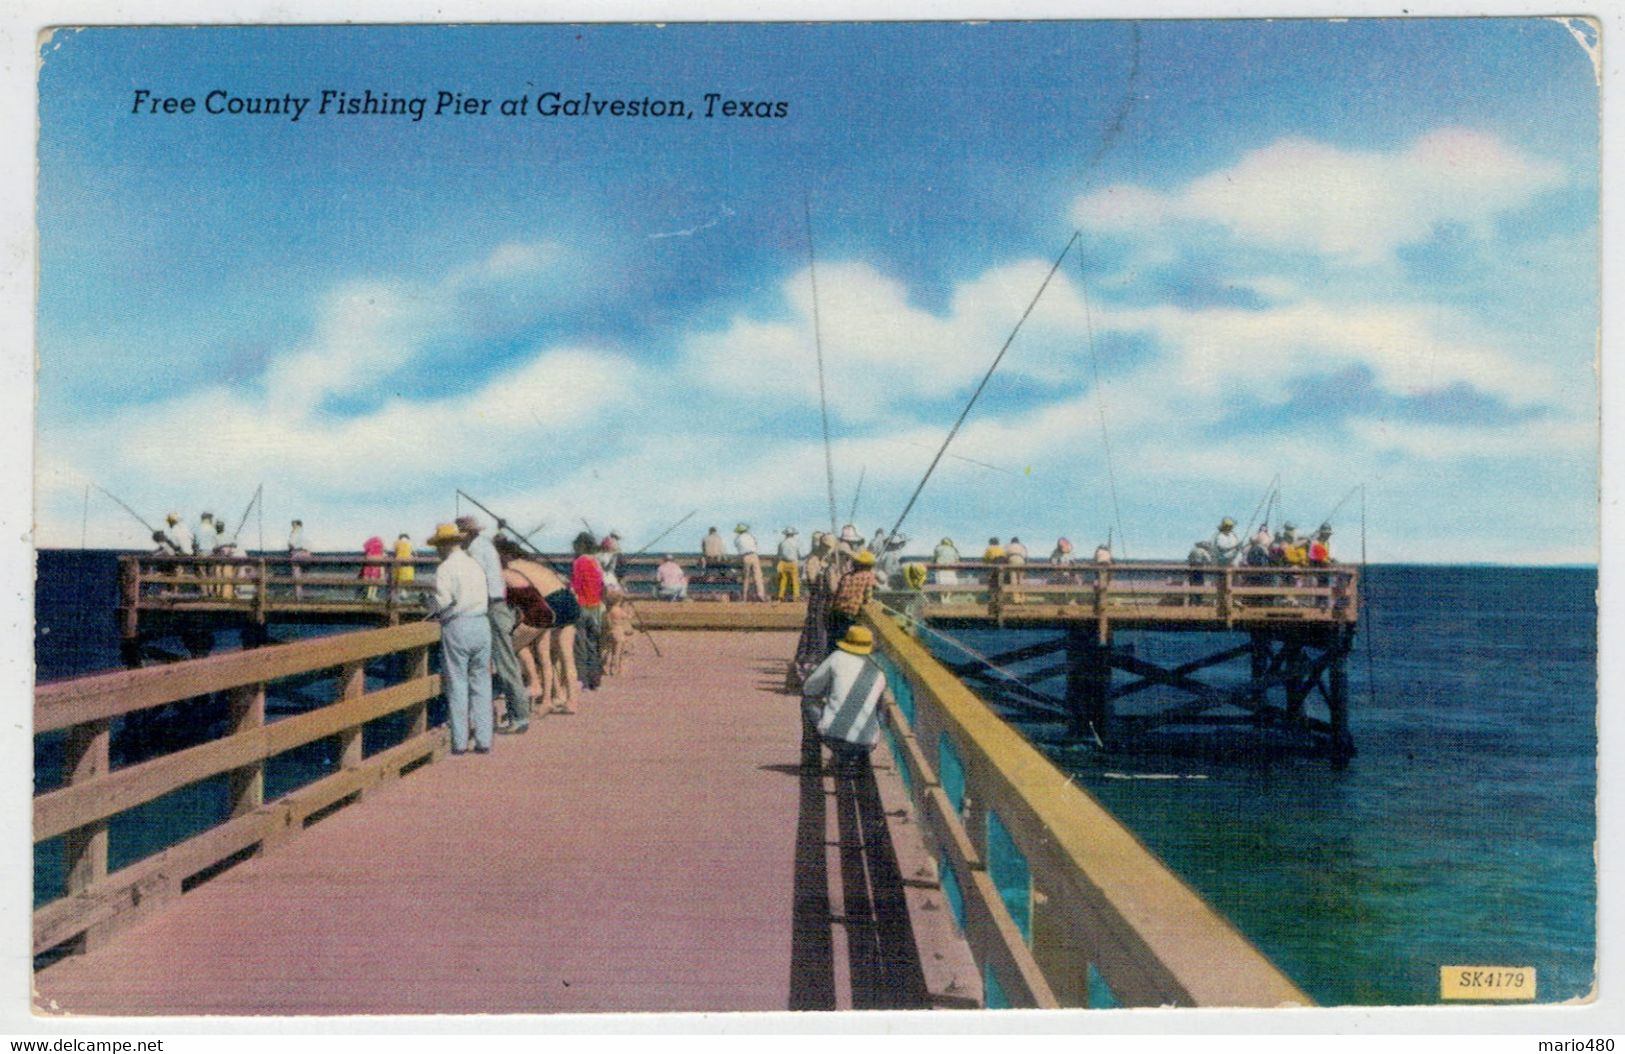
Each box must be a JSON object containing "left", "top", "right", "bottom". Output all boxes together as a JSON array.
[{"left": 33, "top": 19, "right": 1599, "bottom": 562}]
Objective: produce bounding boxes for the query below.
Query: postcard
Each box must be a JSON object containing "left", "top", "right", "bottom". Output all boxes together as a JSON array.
[{"left": 12, "top": 7, "right": 1612, "bottom": 1039}]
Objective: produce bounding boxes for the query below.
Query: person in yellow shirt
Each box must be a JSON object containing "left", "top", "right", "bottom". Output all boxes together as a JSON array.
[{"left": 393, "top": 533, "right": 416, "bottom": 587}]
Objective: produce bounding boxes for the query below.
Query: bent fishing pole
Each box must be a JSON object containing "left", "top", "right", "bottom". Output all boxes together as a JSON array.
[
  {"left": 470, "top": 490, "right": 664, "bottom": 659},
  {"left": 230, "top": 484, "right": 263, "bottom": 545},
  {"left": 94, "top": 483, "right": 159, "bottom": 536},
  {"left": 455, "top": 490, "right": 571, "bottom": 575},
  {"left": 630, "top": 510, "right": 697, "bottom": 557},
  {"left": 1318, "top": 483, "right": 1363, "bottom": 530},
  {"left": 888, "top": 229, "right": 1083, "bottom": 541},
  {"left": 805, "top": 194, "right": 839, "bottom": 538}
]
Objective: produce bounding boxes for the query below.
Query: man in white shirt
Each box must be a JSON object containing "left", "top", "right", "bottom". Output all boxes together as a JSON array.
[
  {"left": 195, "top": 513, "right": 217, "bottom": 556},
  {"left": 734, "top": 523, "right": 766, "bottom": 602},
  {"left": 457, "top": 516, "right": 530, "bottom": 735},
  {"left": 164, "top": 512, "right": 193, "bottom": 556},
  {"left": 1211, "top": 517, "right": 1243, "bottom": 565},
  {"left": 287, "top": 518, "right": 309, "bottom": 600},
  {"left": 429, "top": 522, "right": 493, "bottom": 754},
  {"left": 801, "top": 624, "right": 888, "bottom": 769}
]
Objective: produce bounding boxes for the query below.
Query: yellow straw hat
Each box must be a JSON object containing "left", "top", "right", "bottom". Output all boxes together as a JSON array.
[
  {"left": 853, "top": 550, "right": 877, "bottom": 566},
  {"left": 426, "top": 523, "right": 464, "bottom": 546},
  {"left": 836, "top": 625, "right": 874, "bottom": 655}
]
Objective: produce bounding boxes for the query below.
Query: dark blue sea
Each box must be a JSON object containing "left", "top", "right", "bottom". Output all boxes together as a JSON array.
[
  {"left": 34, "top": 552, "right": 1596, "bottom": 1006},
  {"left": 912, "top": 564, "right": 1597, "bottom": 1006}
]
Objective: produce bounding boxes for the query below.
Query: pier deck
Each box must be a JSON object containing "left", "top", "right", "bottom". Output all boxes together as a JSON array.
[{"left": 34, "top": 630, "right": 959, "bottom": 1015}]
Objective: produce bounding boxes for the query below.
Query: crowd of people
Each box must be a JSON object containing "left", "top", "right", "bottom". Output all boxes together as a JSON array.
[
  {"left": 140, "top": 507, "right": 1339, "bottom": 769},
  {"left": 1186, "top": 517, "right": 1336, "bottom": 570},
  {"left": 425, "top": 517, "right": 641, "bottom": 754}
]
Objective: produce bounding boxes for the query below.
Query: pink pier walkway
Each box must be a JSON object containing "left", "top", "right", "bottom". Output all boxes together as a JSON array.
[{"left": 35, "top": 630, "right": 967, "bottom": 1016}]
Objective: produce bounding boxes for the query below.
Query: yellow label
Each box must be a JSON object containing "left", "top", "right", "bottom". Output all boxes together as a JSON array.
[{"left": 1440, "top": 966, "right": 1537, "bottom": 1000}]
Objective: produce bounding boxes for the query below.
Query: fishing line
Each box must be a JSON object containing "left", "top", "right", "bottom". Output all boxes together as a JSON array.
[
  {"left": 873, "top": 597, "right": 1107, "bottom": 746},
  {"left": 891, "top": 438, "right": 1021, "bottom": 477},
  {"left": 888, "top": 229, "right": 1082, "bottom": 540},
  {"left": 1361, "top": 484, "right": 1377, "bottom": 713},
  {"left": 872, "top": 597, "right": 1065, "bottom": 706},
  {"left": 1077, "top": 246, "right": 1129, "bottom": 562},
  {"left": 804, "top": 195, "right": 839, "bottom": 538},
  {"left": 848, "top": 465, "right": 865, "bottom": 526}
]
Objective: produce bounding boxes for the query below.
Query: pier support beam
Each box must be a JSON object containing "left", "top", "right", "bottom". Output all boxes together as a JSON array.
[
  {"left": 1326, "top": 628, "right": 1355, "bottom": 769},
  {"left": 1063, "top": 625, "right": 1112, "bottom": 743}
]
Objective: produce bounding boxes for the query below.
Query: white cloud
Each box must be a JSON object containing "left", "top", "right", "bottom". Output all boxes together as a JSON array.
[
  {"left": 683, "top": 258, "right": 1100, "bottom": 422},
  {"left": 1100, "top": 298, "right": 1562, "bottom": 409},
  {"left": 35, "top": 179, "right": 1595, "bottom": 566},
  {"left": 1073, "top": 129, "right": 1566, "bottom": 263}
]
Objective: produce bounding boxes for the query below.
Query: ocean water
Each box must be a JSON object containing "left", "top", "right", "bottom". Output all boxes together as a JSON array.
[
  {"left": 915, "top": 565, "right": 1597, "bottom": 1007},
  {"left": 33, "top": 553, "right": 1596, "bottom": 1007}
]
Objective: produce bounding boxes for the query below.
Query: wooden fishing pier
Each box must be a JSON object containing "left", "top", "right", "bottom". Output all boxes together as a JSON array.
[
  {"left": 907, "top": 560, "right": 1361, "bottom": 766},
  {"left": 117, "top": 552, "right": 1360, "bottom": 763},
  {"left": 35, "top": 555, "right": 1333, "bottom": 1014}
]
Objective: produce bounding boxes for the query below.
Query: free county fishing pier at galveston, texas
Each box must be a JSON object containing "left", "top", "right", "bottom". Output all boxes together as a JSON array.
[{"left": 29, "top": 550, "right": 1367, "bottom": 1014}]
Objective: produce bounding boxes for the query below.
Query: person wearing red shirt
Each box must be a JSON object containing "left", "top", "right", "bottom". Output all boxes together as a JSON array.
[{"left": 571, "top": 531, "right": 606, "bottom": 690}]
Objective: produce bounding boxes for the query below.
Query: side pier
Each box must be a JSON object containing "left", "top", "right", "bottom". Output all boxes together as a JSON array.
[{"left": 892, "top": 560, "right": 1360, "bottom": 765}]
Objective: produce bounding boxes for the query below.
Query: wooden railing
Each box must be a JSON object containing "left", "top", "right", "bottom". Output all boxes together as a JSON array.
[
  {"left": 120, "top": 554, "right": 440, "bottom": 629},
  {"left": 33, "top": 621, "right": 444, "bottom": 958},
  {"left": 118, "top": 551, "right": 757, "bottom": 620},
  {"left": 864, "top": 602, "right": 1313, "bottom": 1008},
  {"left": 882, "top": 560, "right": 1358, "bottom": 629}
]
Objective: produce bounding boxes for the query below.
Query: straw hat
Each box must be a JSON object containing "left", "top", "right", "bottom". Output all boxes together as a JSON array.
[
  {"left": 783, "top": 526, "right": 798, "bottom": 536},
  {"left": 853, "top": 550, "right": 876, "bottom": 567},
  {"left": 427, "top": 523, "right": 464, "bottom": 546},
  {"left": 455, "top": 515, "right": 481, "bottom": 534},
  {"left": 735, "top": 523, "right": 750, "bottom": 534},
  {"left": 836, "top": 625, "right": 875, "bottom": 656},
  {"left": 839, "top": 524, "right": 861, "bottom": 543}
]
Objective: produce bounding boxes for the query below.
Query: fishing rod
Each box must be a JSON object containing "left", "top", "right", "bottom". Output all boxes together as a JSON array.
[
  {"left": 631, "top": 510, "right": 697, "bottom": 557},
  {"left": 455, "top": 490, "right": 573, "bottom": 578},
  {"left": 848, "top": 466, "right": 865, "bottom": 526},
  {"left": 888, "top": 229, "right": 1082, "bottom": 541},
  {"left": 1241, "top": 473, "right": 1280, "bottom": 542},
  {"left": 1318, "top": 483, "right": 1363, "bottom": 529},
  {"left": 94, "top": 483, "right": 158, "bottom": 536},
  {"left": 230, "top": 484, "right": 263, "bottom": 544},
  {"left": 805, "top": 194, "right": 839, "bottom": 537}
]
